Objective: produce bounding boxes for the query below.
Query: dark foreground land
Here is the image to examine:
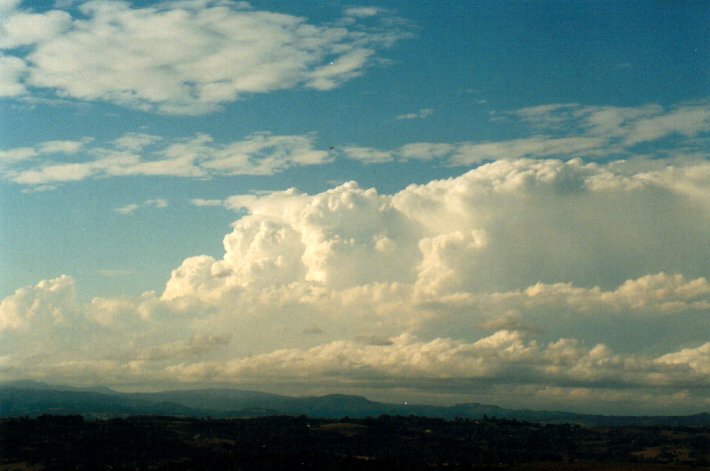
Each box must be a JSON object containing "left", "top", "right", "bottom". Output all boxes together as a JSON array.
[{"left": 1, "top": 415, "right": 710, "bottom": 470}]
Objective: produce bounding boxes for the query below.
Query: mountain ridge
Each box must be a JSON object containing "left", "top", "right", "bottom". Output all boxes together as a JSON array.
[{"left": 2, "top": 380, "right": 709, "bottom": 427}]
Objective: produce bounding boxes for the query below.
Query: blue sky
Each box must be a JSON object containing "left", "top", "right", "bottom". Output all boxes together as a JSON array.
[{"left": 1, "top": 0, "right": 709, "bottom": 413}]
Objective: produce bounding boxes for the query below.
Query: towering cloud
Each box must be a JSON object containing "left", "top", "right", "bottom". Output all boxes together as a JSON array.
[{"left": 2, "top": 158, "right": 709, "bottom": 412}]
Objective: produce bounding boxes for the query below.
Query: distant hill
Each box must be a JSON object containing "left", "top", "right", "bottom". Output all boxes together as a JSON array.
[{"left": 2, "top": 380, "right": 709, "bottom": 427}]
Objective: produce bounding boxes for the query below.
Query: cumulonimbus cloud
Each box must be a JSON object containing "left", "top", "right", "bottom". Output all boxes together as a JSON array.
[{"left": 2, "top": 158, "right": 709, "bottom": 411}]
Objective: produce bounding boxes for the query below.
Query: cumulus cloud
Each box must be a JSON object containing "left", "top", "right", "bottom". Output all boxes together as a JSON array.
[
  {"left": 656, "top": 343, "right": 710, "bottom": 376},
  {"left": 162, "top": 330, "right": 710, "bottom": 394},
  {"left": 0, "top": 55, "right": 27, "bottom": 97},
  {"left": 0, "top": 137, "right": 89, "bottom": 165},
  {"left": 0, "top": 275, "right": 82, "bottom": 333},
  {"left": 3, "top": 159, "right": 710, "bottom": 411},
  {"left": 0, "top": 0, "right": 407, "bottom": 114}
]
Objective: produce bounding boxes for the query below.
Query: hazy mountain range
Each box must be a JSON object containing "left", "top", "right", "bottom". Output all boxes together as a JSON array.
[{"left": 2, "top": 381, "right": 709, "bottom": 427}]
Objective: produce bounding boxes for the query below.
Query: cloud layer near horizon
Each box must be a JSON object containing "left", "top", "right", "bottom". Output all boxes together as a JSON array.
[{"left": 2, "top": 158, "right": 710, "bottom": 412}]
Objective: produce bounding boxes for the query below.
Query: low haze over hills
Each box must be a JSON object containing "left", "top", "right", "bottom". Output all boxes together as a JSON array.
[{"left": 3, "top": 382, "right": 709, "bottom": 428}]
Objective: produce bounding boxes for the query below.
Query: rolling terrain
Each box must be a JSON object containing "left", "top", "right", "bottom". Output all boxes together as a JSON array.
[{"left": 2, "top": 381, "right": 709, "bottom": 427}]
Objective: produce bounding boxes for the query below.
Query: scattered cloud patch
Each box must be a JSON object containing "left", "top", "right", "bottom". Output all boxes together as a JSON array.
[
  {"left": 191, "top": 198, "right": 225, "bottom": 208},
  {"left": 0, "top": 1, "right": 408, "bottom": 114},
  {"left": 115, "top": 198, "right": 168, "bottom": 215},
  {"left": 342, "top": 146, "right": 393, "bottom": 164},
  {"left": 344, "top": 7, "right": 382, "bottom": 18},
  {"left": 2, "top": 100, "right": 707, "bottom": 188},
  {"left": 356, "top": 101, "right": 710, "bottom": 164},
  {"left": 1, "top": 132, "right": 332, "bottom": 187},
  {"left": 396, "top": 108, "right": 434, "bottom": 120}
]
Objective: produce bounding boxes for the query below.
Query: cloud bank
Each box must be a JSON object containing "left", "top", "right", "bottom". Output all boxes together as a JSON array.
[{"left": 2, "top": 158, "right": 709, "bottom": 412}]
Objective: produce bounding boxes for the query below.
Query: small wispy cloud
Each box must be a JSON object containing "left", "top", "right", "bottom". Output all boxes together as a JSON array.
[
  {"left": 342, "top": 146, "right": 394, "bottom": 164},
  {"left": 396, "top": 108, "right": 434, "bottom": 120},
  {"left": 344, "top": 7, "right": 381, "bottom": 18},
  {"left": 191, "top": 198, "right": 225, "bottom": 208},
  {"left": 115, "top": 198, "right": 168, "bottom": 215}
]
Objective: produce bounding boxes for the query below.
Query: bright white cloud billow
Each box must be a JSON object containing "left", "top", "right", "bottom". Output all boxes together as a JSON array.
[
  {"left": 0, "top": 1, "right": 405, "bottom": 114},
  {"left": 2, "top": 158, "right": 710, "bottom": 412}
]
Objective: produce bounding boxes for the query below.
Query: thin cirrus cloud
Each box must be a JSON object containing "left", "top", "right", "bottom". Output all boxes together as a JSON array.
[
  {"left": 0, "top": 0, "right": 408, "bottom": 114},
  {"left": 2, "top": 158, "right": 709, "bottom": 410}
]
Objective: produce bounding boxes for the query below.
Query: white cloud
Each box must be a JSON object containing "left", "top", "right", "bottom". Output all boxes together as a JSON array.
[
  {"left": 307, "top": 49, "right": 374, "bottom": 91},
  {"left": 449, "top": 136, "right": 608, "bottom": 164},
  {"left": 344, "top": 7, "right": 382, "bottom": 18},
  {"left": 3, "top": 99, "right": 707, "bottom": 188},
  {"left": 3, "top": 159, "right": 710, "bottom": 411},
  {"left": 0, "top": 275, "right": 78, "bottom": 332},
  {"left": 112, "top": 133, "right": 162, "bottom": 151},
  {"left": 624, "top": 105, "right": 710, "bottom": 145},
  {"left": 159, "top": 159, "right": 710, "bottom": 302},
  {"left": 396, "top": 108, "right": 434, "bottom": 120},
  {"left": 1, "top": 1, "right": 406, "bottom": 114},
  {"left": 202, "top": 132, "right": 332, "bottom": 175},
  {"left": 510, "top": 101, "right": 710, "bottom": 148},
  {"left": 1, "top": 132, "right": 331, "bottom": 186},
  {"left": 115, "top": 198, "right": 168, "bottom": 215},
  {"left": 0, "top": 9, "right": 71, "bottom": 49},
  {"left": 0, "top": 137, "right": 89, "bottom": 168},
  {"left": 398, "top": 142, "right": 453, "bottom": 161},
  {"left": 156, "top": 330, "right": 710, "bottom": 396},
  {"left": 191, "top": 198, "right": 224, "bottom": 207},
  {"left": 656, "top": 342, "right": 710, "bottom": 375},
  {"left": 342, "top": 145, "right": 393, "bottom": 164},
  {"left": 0, "top": 55, "right": 27, "bottom": 97},
  {"left": 333, "top": 101, "right": 710, "bottom": 165}
]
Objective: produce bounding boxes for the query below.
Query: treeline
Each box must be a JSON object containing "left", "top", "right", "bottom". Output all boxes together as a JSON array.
[{"left": 2, "top": 414, "right": 709, "bottom": 469}]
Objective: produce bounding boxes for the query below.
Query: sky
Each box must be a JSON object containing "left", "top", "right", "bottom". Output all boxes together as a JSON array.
[{"left": 0, "top": 0, "right": 709, "bottom": 415}]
